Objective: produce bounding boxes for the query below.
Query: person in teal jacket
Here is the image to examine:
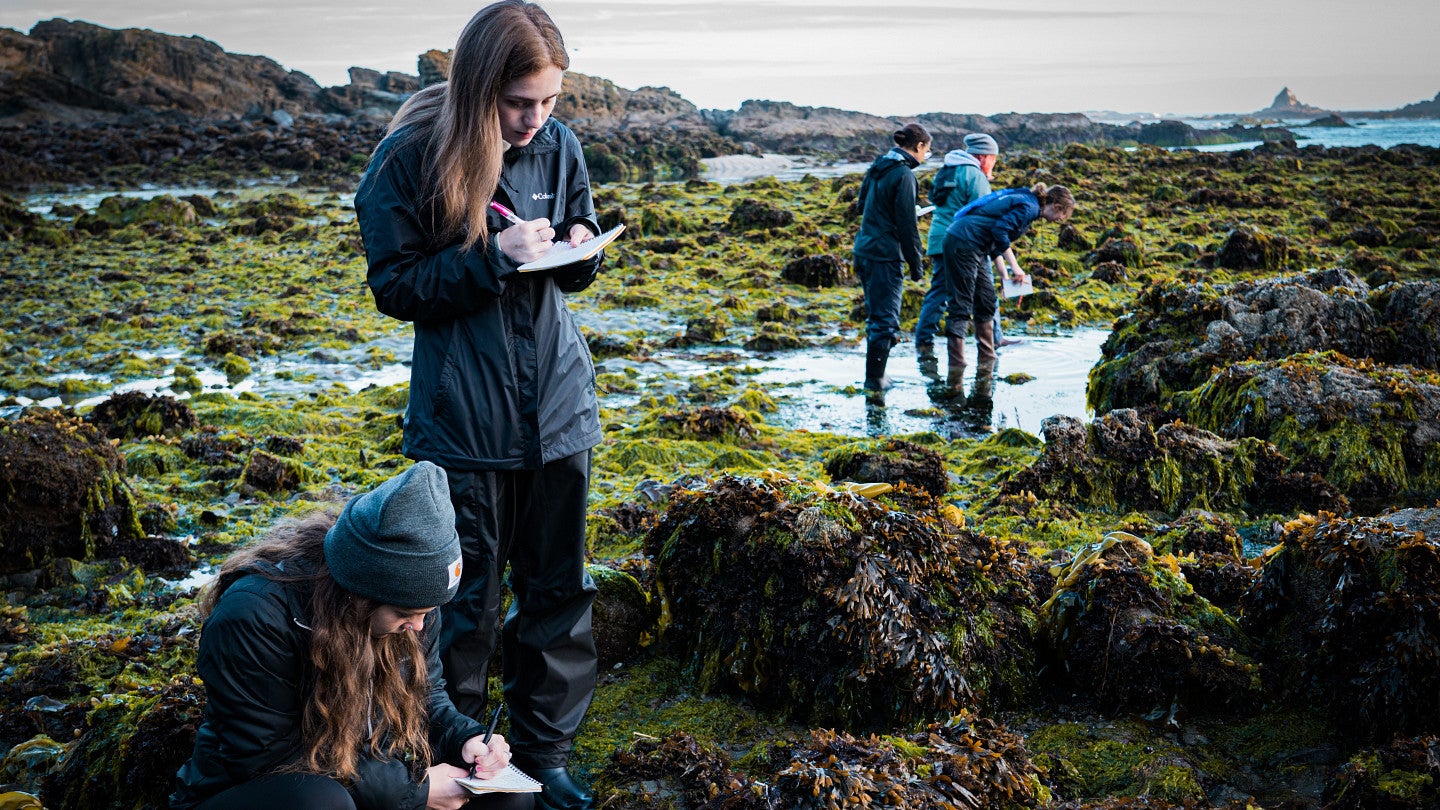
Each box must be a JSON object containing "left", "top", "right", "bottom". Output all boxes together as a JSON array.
[{"left": 915, "top": 133, "right": 998, "bottom": 354}]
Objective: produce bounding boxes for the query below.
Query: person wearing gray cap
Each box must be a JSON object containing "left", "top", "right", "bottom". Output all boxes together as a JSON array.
[
  {"left": 172, "top": 462, "right": 533, "bottom": 810},
  {"left": 915, "top": 132, "right": 1019, "bottom": 366}
]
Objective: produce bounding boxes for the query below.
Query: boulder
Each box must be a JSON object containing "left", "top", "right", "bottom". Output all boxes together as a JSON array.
[
  {"left": 644, "top": 474, "right": 1046, "bottom": 727},
  {"left": 0, "top": 410, "right": 145, "bottom": 575},
  {"left": 1042, "top": 532, "right": 1264, "bottom": 714},
  {"left": 726, "top": 198, "right": 793, "bottom": 231},
  {"left": 1242, "top": 510, "right": 1440, "bottom": 741},
  {"left": 824, "top": 438, "right": 950, "bottom": 497},
  {"left": 588, "top": 564, "right": 655, "bottom": 670},
  {"left": 780, "top": 253, "right": 851, "bottom": 288},
  {"left": 1216, "top": 225, "right": 1291, "bottom": 272},
  {"left": 86, "top": 392, "right": 195, "bottom": 440},
  {"left": 1000, "top": 411, "right": 1346, "bottom": 516}
]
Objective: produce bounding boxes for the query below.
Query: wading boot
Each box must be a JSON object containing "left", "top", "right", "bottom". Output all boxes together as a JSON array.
[
  {"left": 531, "top": 766, "right": 595, "bottom": 810},
  {"left": 863, "top": 342, "right": 892, "bottom": 392},
  {"left": 974, "top": 318, "right": 998, "bottom": 364},
  {"left": 945, "top": 331, "right": 968, "bottom": 377}
]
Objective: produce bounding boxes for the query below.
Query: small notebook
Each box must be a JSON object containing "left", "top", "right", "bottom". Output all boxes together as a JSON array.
[
  {"left": 457, "top": 764, "right": 543, "bottom": 795},
  {"left": 1002, "top": 273, "right": 1034, "bottom": 298},
  {"left": 518, "top": 224, "right": 626, "bottom": 272}
]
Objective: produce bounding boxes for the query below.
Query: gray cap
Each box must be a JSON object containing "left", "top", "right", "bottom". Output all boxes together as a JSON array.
[
  {"left": 964, "top": 133, "right": 999, "bottom": 155},
  {"left": 324, "top": 461, "right": 462, "bottom": 609}
]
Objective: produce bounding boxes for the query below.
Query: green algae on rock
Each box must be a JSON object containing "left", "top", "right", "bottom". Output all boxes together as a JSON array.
[
  {"left": 645, "top": 474, "right": 1045, "bottom": 728},
  {"left": 1000, "top": 410, "right": 1345, "bottom": 517},
  {"left": 86, "top": 391, "right": 196, "bottom": 440},
  {"left": 823, "top": 437, "right": 950, "bottom": 497},
  {"left": 1322, "top": 734, "right": 1440, "bottom": 810},
  {"left": 1041, "top": 532, "right": 1264, "bottom": 715}
]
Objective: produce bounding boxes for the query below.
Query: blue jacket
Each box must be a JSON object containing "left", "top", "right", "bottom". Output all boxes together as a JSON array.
[
  {"left": 355, "top": 118, "right": 602, "bottom": 471},
  {"left": 852, "top": 147, "right": 923, "bottom": 274},
  {"left": 947, "top": 188, "right": 1040, "bottom": 259},
  {"left": 926, "top": 150, "right": 991, "bottom": 256}
]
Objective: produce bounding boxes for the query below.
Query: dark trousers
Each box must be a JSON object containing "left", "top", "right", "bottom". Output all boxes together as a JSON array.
[
  {"left": 915, "top": 254, "right": 950, "bottom": 344},
  {"left": 854, "top": 255, "right": 904, "bottom": 349},
  {"left": 942, "top": 233, "right": 998, "bottom": 337},
  {"left": 439, "top": 450, "right": 598, "bottom": 770}
]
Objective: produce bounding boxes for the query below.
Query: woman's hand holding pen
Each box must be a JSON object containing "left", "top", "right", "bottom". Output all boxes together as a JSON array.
[{"left": 460, "top": 732, "right": 511, "bottom": 779}]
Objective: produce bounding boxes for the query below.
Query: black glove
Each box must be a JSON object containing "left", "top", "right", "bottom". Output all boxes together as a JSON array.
[{"left": 908, "top": 263, "right": 923, "bottom": 282}]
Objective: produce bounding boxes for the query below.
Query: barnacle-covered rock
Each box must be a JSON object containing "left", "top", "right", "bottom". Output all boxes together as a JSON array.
[
  {"left": 780, "top": 253, "right": 851, "bottom": 288},
  {"left": 999, "top": 411, "right": 1345, "bottom": 516},
  {"left": 1369, "top": 281, "right": 1440, "bottom": 370},
  {"left": 86, "top": 391, "right": 196, "bottom": 440},
  {"left": 1241, "top": 509, "right": 1440, "bottom": 741},
  {"left": 1041, "top": 532, "right": 1264, "bottom": 714},
  {"left": 1088, "top": 268, "right": 1377, "bottom": 415},
  {"left": 0, "top": 409, "right": 145, "bottom": 575},
  {"left": 1177, "top": 352, "right": 1440, "bottom": 504},
  {"left": 726, "top": 198, "right": 793, "bottom": 231},
  {"left": 1322, "top": 734, "right": 1440, "bottom": 810},
  {"left": 1216, "top": 225, "right": 1291, "bottom": 272},
  {"left": 645, "top": 474, "right": 1045, "bottom": 727},
  {"left": 823, "top": 437, "right": 950, "bottom": 497}
]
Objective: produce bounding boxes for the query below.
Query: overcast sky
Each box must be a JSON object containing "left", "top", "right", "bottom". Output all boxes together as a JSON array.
[{"left": 2, "top": 0, "right": 1437, "bottom": 116}]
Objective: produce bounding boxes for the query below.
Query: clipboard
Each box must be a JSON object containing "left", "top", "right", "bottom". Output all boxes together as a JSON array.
[
  {"left": 518, "top": 224, "right": 625, "bottom": 272},
  {"left": 1002, "top": 273, "right": 1034, "bottom": 298}
]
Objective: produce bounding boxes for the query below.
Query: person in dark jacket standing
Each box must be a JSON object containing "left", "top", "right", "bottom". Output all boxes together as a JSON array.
[
  {"left": 852, "top": 122, "right": 930, "bottom": 391},
  {"left": 942, "top": 182, "right": 1075, "bottom": 371},
  {"left": 353, "top": 3, "right": 601, "bottom": 809},
  {"left": 171, "top": 462, "right": 529, "bottom": 810}
]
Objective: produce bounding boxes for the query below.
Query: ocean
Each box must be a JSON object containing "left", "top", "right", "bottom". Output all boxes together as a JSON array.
[{"left": 1182, "top": 117, "right": 1440, "bottom": 151}]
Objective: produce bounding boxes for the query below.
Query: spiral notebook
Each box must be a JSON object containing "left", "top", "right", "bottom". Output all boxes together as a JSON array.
[
  {"left": 518, "top": 224, "right": 625, "bottom": 272},
  {"left": 457, "top": 764, "right": 543, "bottom": 795}
]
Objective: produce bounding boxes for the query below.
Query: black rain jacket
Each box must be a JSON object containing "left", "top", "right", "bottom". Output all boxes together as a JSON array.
[
  {"left": 355, "top": 118, "right": 603, "bottom": 470},
  {"left": 170, "top": 571, "right": 485, "bottom": 809},
  {"left": 851, "top": 147, "right": 923, "bottom": 275}
]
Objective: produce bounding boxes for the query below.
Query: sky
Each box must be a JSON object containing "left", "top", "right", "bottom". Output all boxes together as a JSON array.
[{"left": 2, "top": 0, "right": 1438, "bottom": 117}]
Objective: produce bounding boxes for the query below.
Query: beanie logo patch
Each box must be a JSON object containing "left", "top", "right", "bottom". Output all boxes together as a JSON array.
[{"left": 448, "top": 555, "right": 463, "bottom": 590}]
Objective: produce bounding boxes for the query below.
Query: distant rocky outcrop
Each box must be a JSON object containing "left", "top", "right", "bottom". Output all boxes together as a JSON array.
[
  {"left": 1348, "top": 89, "right": 1440, "bottom": 120},
  {"left": 1255, "top": 86, "right": 1329, "bottom": 118}
]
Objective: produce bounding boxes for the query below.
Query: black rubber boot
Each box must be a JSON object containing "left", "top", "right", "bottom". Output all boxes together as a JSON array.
[
  {"left": 530, "top": 766, "right": 594, "bottom": 810},
  {"left": 863, "top": 342, "right": 892, "bottom": 391}
]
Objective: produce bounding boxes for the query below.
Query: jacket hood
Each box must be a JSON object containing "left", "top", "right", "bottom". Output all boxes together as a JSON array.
[
  {"left": 943, "top": 149, "right": 979, "bottom": 168},
  {"left": 869, "top": 147, "right": 916, "bottom": 179}
]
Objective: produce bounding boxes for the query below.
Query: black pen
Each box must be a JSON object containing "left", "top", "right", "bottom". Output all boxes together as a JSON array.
[{"left": 471, "top": 704, "right": 504, "bottom": 778}]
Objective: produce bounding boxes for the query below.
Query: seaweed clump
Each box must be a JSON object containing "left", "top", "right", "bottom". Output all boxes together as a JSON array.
[
  {"left": 0, "top": 409, "right": 145, "bottom": 574},
  {"left": 1042, "top": 532, "right": 1264, "bottom": 715},
  {"left": 999, "top": 410, "right": 1345, "bottom": 516},
  {"left": 1147, "top": 512, "right": 1255, "bottom": 610},
  {"left": 823, "top": 438, "right": 950, "bottom": 497},
  {"left": 86, "top": 392, "right": 196, "bottom": 440},
  {"left": 598, "top": 715, "right": 1045, "bottom": 809},
  {"left": 1241, "top": 509, "right": 1440, "bottom": 741},
  {"left": 1322, "top": 734, "right": 1440, "bottom": 810},
  {"left": 727, "top": 198, "right": 794, "bottom": 231},
  {"left": 645, "top": 474, "right": 1044, "bottom": 728}
]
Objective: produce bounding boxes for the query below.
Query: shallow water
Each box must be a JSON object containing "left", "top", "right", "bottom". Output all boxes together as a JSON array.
[{"left": 6, "top": 329, "right": 1107, "bottom": 440}]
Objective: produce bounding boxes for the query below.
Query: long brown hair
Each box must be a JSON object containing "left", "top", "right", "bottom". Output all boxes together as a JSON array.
[
  {"left": 1031, "top": 182, "right": 1076, "bottom": 218},
  {"left": 385, "top": 0, "right": 569, "bottom": 251},
  {"left": 201, "top": 512, "right": 432, "bottom": 783}
]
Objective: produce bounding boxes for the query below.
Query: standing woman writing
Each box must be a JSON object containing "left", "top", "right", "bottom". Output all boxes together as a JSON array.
[
  {"left": 852, "top": 123, "right": 931, "bottom": 391},
  {"left": 354, "top": 3, "right": 602, "bottom": 808},
  {"left": 942, "top": 183, "right": 1075, "bottom": 371}
]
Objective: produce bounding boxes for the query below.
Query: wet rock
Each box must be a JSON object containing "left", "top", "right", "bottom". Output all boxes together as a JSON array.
[
  {"left": 0, "top": 193, "right": 39, "bottom": 238},
  {"left": 1178, "top": 353, "right": 1440, "bottom": 503},
  {"left": 1370, "top": 281, "right": 1440, "bottom": 369},
  {"left": 1042, "top": 532, "right": 1264, "bottom": 714},
  {"left": 650, "top": 407, "right": 756, "bottom": 443},
  {"left": 239, "top": 449, "right": 307, "bottom": 493},
  {"left": 1089, "top": 268, "right": 1382, "bottom": 415},
  {"left": 645, "top": 474, "right": 1045, "bottom": 727},
  {"left": 1216, "top": 225, "right": 1291, "bottom": 272},
  {"left": 780, "top": 253, "right": 852, "bottom": 288},
  {"left": 726, "top": 198, "right": 793, "bottom": 231},
  {"left": 1001, "top": 411, "right": 1346, "bottom": 516},
  {"left": 1242, "top": 509, "right": 1440, "bottom": 741},
  {"left": 1147, "top": 513, "right": 1255, "bottom": 610},
  {"left": 588, "top": 564, "right": 656, "bottom": 670},
  {"left": 40, "top": 679, "right": 203, "bottom": 810},
  {"left": 0, "top": 410, "right": 145, "bottom": 575},
  {"left": 1090, "top": 261, "right": 1127, "bottom": 284},
  {"left": 1090, "top": 237, "right": 1142, "bottom": 268},
  {"left": 1057, "top": 223, "right": 1092, "bottom": 252},
  {"left": 743, "top": 322, "right": 806, "bottom": 352},
  {"left": 85, "top": 392, "right": 196, "bottom": 440},
  {"left": 1337, "top": 223, "right": 1388, "bottom": 247},
  {"left": 824, "top": 438, "right": 949, "bottom": 497},
  {"left": 1322, "top": 735, "right": 1440, "bottom": 810},
  {"left": 682, "top": 313, "right": 729, "bottom": 344}
]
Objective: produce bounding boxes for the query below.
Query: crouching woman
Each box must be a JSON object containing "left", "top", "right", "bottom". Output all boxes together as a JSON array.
[{"left": 171, "top": 462, "right": 531, "bottom": 810}]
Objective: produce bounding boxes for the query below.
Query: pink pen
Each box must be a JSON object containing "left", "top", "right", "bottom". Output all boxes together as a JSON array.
[{"left": 488, "top": 200, "right": 525, "bottom": 226}]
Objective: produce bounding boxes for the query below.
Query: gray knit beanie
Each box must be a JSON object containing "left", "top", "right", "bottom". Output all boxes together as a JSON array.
[
  {"left": 964, "top": 133, "right": 999, "bottom": 155},
  {"left": 324, "top": 461, "right": 462, "bottom": 608}
]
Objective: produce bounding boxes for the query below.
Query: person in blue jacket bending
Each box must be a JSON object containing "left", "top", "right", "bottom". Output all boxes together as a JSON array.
[
  {"left": 942, "top": 182, "right": 1075, "bottom": 372},
  {"left": 852, "top": 122, "right": 931, "bottom": 391}
]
